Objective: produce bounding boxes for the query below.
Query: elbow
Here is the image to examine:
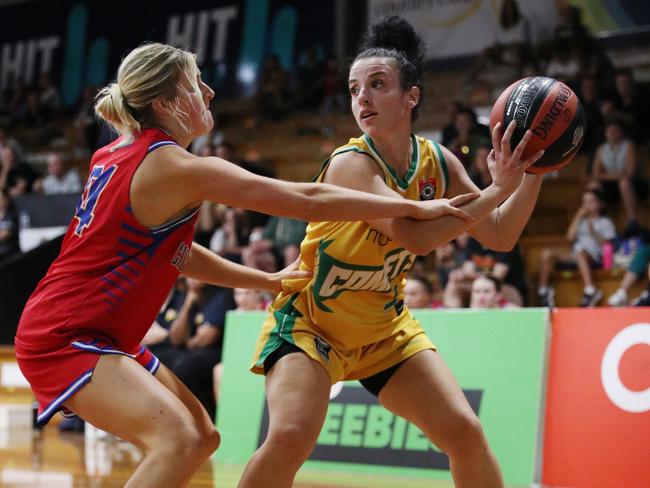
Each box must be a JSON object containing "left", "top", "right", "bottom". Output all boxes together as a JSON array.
[
  {"left": 404, "top": 241, "right": 430, "bottom": 256},
  {"left": 492, "top": 237, "right": 517, "bottom": 252},
  {"left": 480, "top": 234, "right": 516, "bottom": 252}
]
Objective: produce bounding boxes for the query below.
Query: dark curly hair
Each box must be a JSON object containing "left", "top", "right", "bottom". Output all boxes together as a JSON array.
[{"left": 353, "top": 16, "right": 426, "bottom": 121}]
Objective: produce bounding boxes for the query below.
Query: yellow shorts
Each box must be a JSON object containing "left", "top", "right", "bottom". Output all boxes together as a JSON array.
[{"left": 250, "top": 305, "right": 436, "bottom": 383}]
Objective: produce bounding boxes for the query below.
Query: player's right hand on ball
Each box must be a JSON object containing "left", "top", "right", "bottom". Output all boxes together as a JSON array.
[{"left": 489, "top": 121, "right": 545, "bottom": 194}]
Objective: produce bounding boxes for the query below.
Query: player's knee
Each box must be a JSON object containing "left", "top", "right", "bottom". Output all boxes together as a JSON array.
[
  {"left": 200, "top": 426, "right": 221, "bottom": 457},
  {"left": 443, "top": 412, "right": 488, "bottom": 460},
  {"left": 267, "top": 424, "right": 315, "bottom": 461},
  {"left": 161, "top": 424, "right": 218, "bottom": 461}
]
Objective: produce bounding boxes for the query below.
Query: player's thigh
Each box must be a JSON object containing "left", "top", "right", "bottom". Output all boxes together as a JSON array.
[
  {"left": 265, "top": 352, "right": 331, "bottom": 445},
  {"left": 378, "top": 350, "right": 481, "bottom": 447},
  {"left": 154, "top": 361, "right": 216, "bottom": 437},
  {"left": 64, "top": 354, "right": 205, "bottom": 450}
]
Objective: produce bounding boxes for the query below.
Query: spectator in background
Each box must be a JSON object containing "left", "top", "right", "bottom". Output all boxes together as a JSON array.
[
  {"left": 151, "top": 278, "right": 235, "bottom": 419},
  {"left": 607, "top": 241, "right": 650, "bottom": 306},
  {"left": 448, "top": 107, "right": 490, "bottom": 169},
  {"left": 441, "top": 101, "right": 463, "bottom": 147},
  {"left": 403, "top": 275, "right": 436, "bottom": 309},
  {"left": 444, "top": 236, "right": 528, "bottom": 307},
  {"left": 469, "top": 275, "right": 517, "bottom": 309},
  {"left": 538, "top": 189, "right": 616, "bottom": 307},
  {"left": 242, "top": 216, "right": 307, "bottom": 272},
  {"left": 589, "top": 119, "right": 647, "bottom": 228},
  {"left": 0, "top": 146, "right": 38, "bottom": 197},
  {"left": 0, "top": 127, "right": 24, "bottom": 162},
  {"left": 612, "top": 70, "right": 650, "bottom": 144},
  {"left": 578, "top": 76, "right": 605, "bottom": 158},
  {"left": 34, "top": 153, "right": 82, "bottom": 194},
  {"left": 468, "top": 144, "right": 493, "bottom": 189},
  {"left": 0, "top": 188, "right": 20, "bottom": 260},
  {"left": 434, "top": 239, "right": 465, "bottom": 289},
  {"left": 209, "top": 206, "right": 255, "bottom": 264}
]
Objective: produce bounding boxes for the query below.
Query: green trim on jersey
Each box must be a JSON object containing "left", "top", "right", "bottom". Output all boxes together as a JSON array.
[
  {"left": 255, "top": 294, "right": 301, "bottom": 367},
  {"left": 312, "top": 147, "right": 387, "bottom": 184},
  {"left": 431, "top": 140, "right": 449, "bottom": 197},
  {"left": 363, "top": 133, "right": 420, "bottom": 191}
]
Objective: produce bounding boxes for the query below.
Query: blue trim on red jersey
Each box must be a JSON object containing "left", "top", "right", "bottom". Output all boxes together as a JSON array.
[
  {"left": 147, "top": 140, "right": 177, "bottom": 153},
  {"left": 121, "top": 221, "right": 153, "bottom": 238},
  {"left": 110, "top": 269, "right": 135, "bottom": 286},
  {"left": 151, "top": 207, "right": 199, "bottom": 235},
  {"left": 101, "top": 288, "right": 125, "bottom": 303},
  {"left": 103, "top": 298, "right": 119, "bottom": 309},
  {"left": 120, "top": 263, "right": 140, "bottom": 277},
  {"left": 147, "top": 354, "right": 161, "bottom": 374},
  {"left": 37, "top": 369, "right": 93, "bottom": 425},
  {"left": 100, "top": 276, "right": 130, "bottom": 294},
  {"left": 118, "top": 237, "right": 148, "bottom": 251},
  {"left": 71, "top": 341, "right": 137, "bottom": 357}
]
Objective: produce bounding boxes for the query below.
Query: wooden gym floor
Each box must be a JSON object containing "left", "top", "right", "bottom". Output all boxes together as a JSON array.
[{"left": 0, "top": 422, "right": 458, "bottom": 488}]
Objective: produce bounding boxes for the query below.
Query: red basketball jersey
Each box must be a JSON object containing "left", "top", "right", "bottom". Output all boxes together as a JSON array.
[{"left": 16, "top": 128, "right": 198, "bottom": 352}]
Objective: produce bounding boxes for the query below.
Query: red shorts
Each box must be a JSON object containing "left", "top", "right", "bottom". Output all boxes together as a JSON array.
[{"left": 14, "top": 338, "right": 160, "bottom": 425}]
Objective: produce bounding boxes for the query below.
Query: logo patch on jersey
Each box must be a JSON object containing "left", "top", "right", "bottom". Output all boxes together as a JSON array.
[
  {"left": 314, "top": 336, "right": 331, "bottom": 360},
  {"left": 418, "top": 178, "right": 437, "bottom": 200},
  {"left": 312, "top": 240, "right": 414, "bottom": 312},
  {"left": 171, "top": 242, "right": 190, "bottom": 271}
]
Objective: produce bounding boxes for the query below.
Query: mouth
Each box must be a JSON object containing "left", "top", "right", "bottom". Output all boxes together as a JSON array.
[{"left": 360, "top": 111, "right": 377, "bottom": 121}]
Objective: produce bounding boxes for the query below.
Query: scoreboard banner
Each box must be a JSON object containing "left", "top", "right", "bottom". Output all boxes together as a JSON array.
[{"left": 217, "top": 308, "right": 549, "bottom": 486}]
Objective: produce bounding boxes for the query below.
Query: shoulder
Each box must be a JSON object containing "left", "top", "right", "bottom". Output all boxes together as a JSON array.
[
  {"left": 142, "top": 144, "right": 196, "bottom": 172},
  {"left": 327, "top": 149, "right": 384, "bottom": 181}
]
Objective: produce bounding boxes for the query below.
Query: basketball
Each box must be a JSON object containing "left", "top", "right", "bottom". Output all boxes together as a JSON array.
[{"left": 489, "top": 76, "right": 586, "bottom": 174}]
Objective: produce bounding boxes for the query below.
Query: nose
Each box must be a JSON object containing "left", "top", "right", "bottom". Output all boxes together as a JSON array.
[
  {"left": 202, "top": 82, "right": 215, "bottom": 101},
  {"left": 357, "top": 86, "right": 370, "bottom": 106}
]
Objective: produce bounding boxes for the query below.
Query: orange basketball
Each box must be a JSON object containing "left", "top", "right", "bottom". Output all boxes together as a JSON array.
[{"left": 489, "top": 76, "right": 586, "bottom": 174}]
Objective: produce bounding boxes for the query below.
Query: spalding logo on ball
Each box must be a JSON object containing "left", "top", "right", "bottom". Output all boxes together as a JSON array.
[{"left": 489, "top": 76, "right": 586, "bottom": 174}]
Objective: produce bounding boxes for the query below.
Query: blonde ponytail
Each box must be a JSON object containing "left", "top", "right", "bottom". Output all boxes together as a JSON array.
[
  {"left": 94, "top": 43, "right": 199, "bottom": 140},
  {"left": 94, "top": 83, "right": 141, "bottom": 139}
]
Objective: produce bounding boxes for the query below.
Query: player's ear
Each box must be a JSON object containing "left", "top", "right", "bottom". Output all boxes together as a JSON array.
[
  {"left": 152, "top": 96, "right": 173, "bottom": 115},
  {"left": 407, "top": 86, "right": 420, "bottom": 109}
]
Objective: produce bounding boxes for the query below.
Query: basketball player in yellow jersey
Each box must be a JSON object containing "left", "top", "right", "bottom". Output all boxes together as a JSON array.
[{"left": 241, "top": 17, "right": 546, "bottom": 488}]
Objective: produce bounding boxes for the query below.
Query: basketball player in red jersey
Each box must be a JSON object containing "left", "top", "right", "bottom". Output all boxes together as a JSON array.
[{"left": 15, "top": 43, "right": 479, "bottom": 487}]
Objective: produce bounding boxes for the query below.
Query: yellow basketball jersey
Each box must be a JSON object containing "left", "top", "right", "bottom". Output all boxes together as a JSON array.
[{"left": 271, "top": 133, "right": 449, "bottom": 349}]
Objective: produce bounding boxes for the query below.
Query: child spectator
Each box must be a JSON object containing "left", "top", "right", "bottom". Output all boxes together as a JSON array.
[
  {"left": 537, "top": 189, "right": 616, "bottom": 307},
  {"left": 469, "top": 275, "right": 518, "bottom": 309},
  {"left": 404, "top": 275, "right": 436, "bottom": 309}
]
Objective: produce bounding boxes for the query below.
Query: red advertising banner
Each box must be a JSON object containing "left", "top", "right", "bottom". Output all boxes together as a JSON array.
[{"left": 543, "top": 308, "right": 650, "bottom": 488}]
